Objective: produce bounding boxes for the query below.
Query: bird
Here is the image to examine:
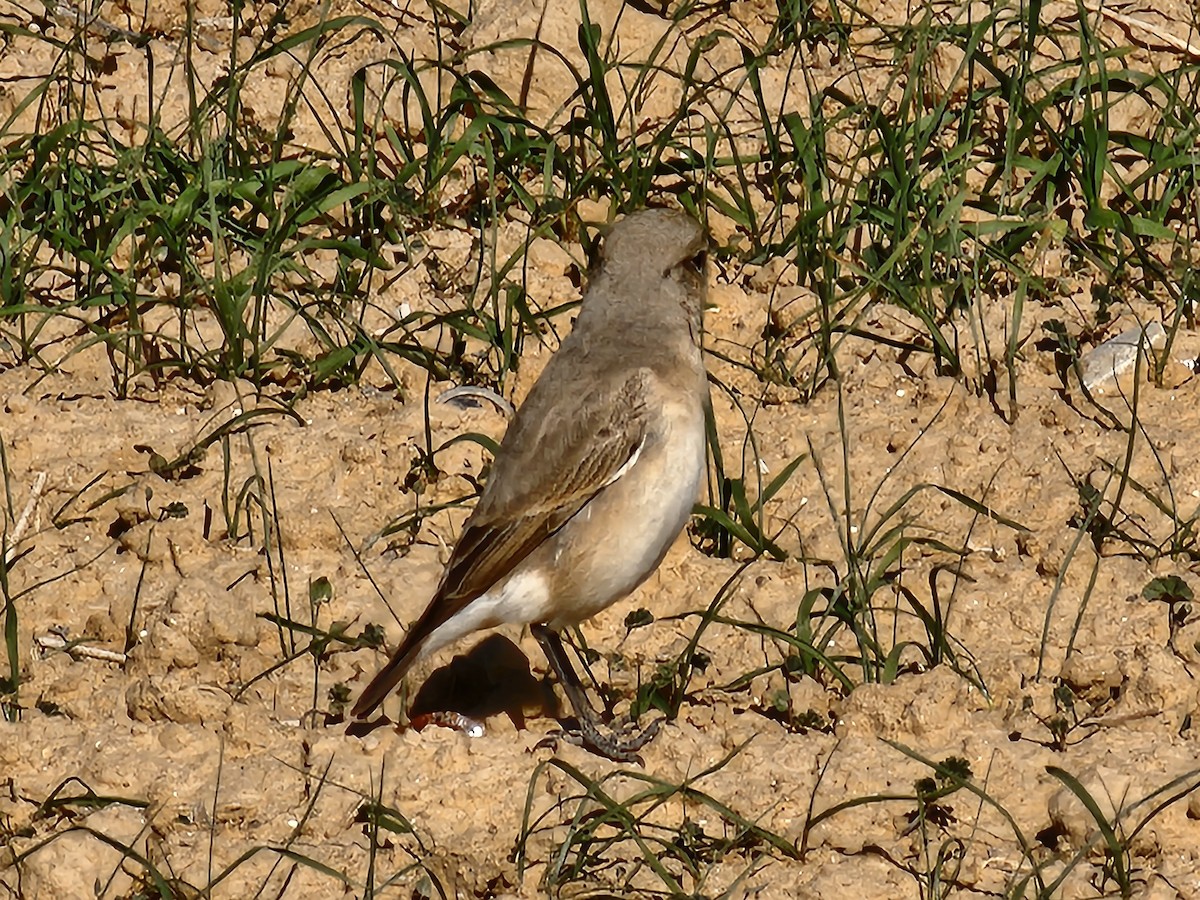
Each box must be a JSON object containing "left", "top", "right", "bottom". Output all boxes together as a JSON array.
[{"left": 350, "top": 207, "right": 710, "bottom": 760}]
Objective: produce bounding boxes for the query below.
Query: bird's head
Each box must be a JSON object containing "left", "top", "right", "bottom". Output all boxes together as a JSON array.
[{"left": 589, "top": 208, "right": 710, "bottom": 339}]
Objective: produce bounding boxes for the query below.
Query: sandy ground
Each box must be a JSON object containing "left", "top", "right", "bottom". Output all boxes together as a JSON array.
[{"left": 3, "top": 0, "right": 1200, "bottom": 897}]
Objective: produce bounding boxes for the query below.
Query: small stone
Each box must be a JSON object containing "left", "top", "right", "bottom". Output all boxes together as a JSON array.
[{"left": 1080, "top": 321, "right": 1166, "bottom": 392}]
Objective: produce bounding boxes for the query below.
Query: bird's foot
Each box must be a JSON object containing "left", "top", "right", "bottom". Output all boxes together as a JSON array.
[
  {"left": 530, "top": 625, "right": 666, "bottom": 762},
  {"left": 537, "top": 713, "right": 664, "bottom": 763}
]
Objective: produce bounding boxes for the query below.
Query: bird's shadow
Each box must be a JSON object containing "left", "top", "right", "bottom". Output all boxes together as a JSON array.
[{"left": 347, "top": 634, "right": 560, "bottom": 737}]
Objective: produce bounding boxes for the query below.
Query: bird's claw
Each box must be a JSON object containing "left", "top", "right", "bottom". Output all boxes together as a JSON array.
[{"left": 536, "top": 714, "right": 664, "bottom": 763}]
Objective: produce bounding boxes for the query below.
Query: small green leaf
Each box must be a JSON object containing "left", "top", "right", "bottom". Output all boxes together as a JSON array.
[
  {"left": 624, "top": 608, "right": 654, "bottom": 631},
  {"left": 1142, "top": 575, "right": 1193, "bottom": 604},
  {"left": 937, "top": 756, "right": 973, "bottom": 785},
  {"left": 309, "top": 576, "right": 334, "bottom": 606}
]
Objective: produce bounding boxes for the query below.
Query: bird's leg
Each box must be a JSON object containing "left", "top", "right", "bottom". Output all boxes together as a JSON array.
[{"left": 532, "top": 624, "right": 661, "bottom": 762}]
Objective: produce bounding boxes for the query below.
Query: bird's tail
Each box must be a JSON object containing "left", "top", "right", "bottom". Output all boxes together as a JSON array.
[{"left": 350, "top": 634, "right": 426, "bottom": 720}]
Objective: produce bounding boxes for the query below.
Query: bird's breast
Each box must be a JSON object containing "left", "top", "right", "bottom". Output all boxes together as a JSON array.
[{"left": 545, "top": 394, "right": 706, "bottom": 626}]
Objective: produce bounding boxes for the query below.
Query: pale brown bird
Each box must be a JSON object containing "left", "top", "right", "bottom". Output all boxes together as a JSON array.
[{"left": 351, "top": 208, "right": 709, "bottom": 760}]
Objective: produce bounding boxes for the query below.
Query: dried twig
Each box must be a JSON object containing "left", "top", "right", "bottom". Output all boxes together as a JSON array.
[
  {"left": 1087, "top": 1, "right": 1200, "bottom": 58},
  {"left": 436, "top": 384, "right": 516, "bottom": 418},
  {"left": 5, "top": 471, "right": 47, "bottom": 564},
  {"left": 34, "top": 633, "right": 127, "bottom": 665}
]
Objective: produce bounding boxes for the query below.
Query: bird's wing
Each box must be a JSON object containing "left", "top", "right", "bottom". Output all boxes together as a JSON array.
[
  {"left": 438, "top": 364, "right": 654, "bottom": 615},
  {"left": 350, "top": 367, "right": 655, "bottom": 719}
]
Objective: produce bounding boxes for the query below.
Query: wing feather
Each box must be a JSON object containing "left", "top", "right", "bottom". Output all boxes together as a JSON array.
[{"left": 437, "top": 366, "right": 653, "bottom": 612}]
